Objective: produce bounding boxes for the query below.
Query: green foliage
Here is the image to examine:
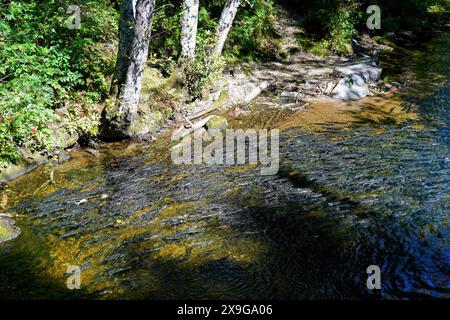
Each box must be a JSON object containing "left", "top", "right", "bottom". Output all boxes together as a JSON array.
[
  {"left": 227, "top": 0, "right": 279, "bottom": 60},
  {"left": 0, "top": 106, "right": 54, "bottom": 168},
  {"left": 150, "top": 0, "right": 279, "bottom": 100},
  {"left": 283, "top": 0, "right": 449, "bottom": 55},
  {"left": 289, "top": 1, "right": 358, "bottom": 55},
  {"left": 326, "top": 5, "right": 358, "bottom": 54},
  {"left": 64, "top": 94, "right": 101, "bottom": 138},
  {"left": 151, "top": 0, "right": 278, "bottom": 67},
  {"left": 0, "top": 0, "right": 118, "bottom": 167},
  {"left": 183, "top": 31, "right": 226, "bottom": 100}
]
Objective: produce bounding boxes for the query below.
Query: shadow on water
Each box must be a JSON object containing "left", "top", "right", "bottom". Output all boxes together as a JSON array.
[
  {"left": 0, "top": 152, "right": 369, "bottom": 299},
  {"left": 0, "top": 31, "right": 449, "bottom": 300},
  {"left": 0, "top": 225, "right": 91, "bottom": 299}
]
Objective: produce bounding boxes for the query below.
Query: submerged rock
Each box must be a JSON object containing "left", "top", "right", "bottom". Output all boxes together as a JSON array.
[
  {"left": 0, "top": 153, "right": 48, "bottom": 184},
  {"left": 0, "top": 217, "right": 20, "bottom": 244}
]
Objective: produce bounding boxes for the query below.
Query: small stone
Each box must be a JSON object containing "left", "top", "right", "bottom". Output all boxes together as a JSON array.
[
  {"left": 279, "top": 91, "right": 298, "bottom": 104},
  {"left": 325, "top": 82, "right": 335, "bottom": 95}
]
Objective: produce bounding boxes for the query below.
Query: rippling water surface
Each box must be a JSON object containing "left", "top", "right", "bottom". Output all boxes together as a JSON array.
[{"left": 0, "top": 33, "right": 448, "bottom": 299}]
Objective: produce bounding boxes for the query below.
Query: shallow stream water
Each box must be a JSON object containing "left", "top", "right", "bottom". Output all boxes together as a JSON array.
[{"left": 0, "top": 33, "right": 448, "bottom": 299}]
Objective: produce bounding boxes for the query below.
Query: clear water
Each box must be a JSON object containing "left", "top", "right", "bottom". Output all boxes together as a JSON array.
[{"left": 0, "top": 32, "right": 448, "bottom": 300}]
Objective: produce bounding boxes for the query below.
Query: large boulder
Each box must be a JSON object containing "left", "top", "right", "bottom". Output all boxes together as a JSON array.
[
  {"left": 331, "top": 58, "right": 382, "bottom": 101},
  {"left": 331, "top": 74, "right": 369, "bottom": 101},
  {"left": 335, "top": 62, "right": 382, "bottom": 82}
]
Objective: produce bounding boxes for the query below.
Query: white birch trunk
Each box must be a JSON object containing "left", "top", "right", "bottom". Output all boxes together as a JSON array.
[
  {"left": 111, "top": 0, "right": 137, "bottom": 96},
  {"left": 180, "top": 0, "right": 199, "bottom": 61},
  {"left": 109, "top": 0, "right": 156, "bottom": 135},
  {"left": 213, "top": 0, "right": 241, "bottom": 57}
]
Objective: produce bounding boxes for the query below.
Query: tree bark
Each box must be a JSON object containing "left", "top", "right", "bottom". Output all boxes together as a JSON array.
[
  {"left": 180, "top": 0, "right": 199, "bottom": 61},
  {"left": 110, "top": 0, "right": 136, "bottom": 97},
  {"left": 108, "top": 0, "right": 156, "bottom": 136},
  {"left": 213, "top": 0, "right": 241, "bottom": 57}
]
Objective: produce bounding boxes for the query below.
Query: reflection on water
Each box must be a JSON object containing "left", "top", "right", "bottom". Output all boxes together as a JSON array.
[{"left": 0, "top": 32, "right": 449, "bottom": 299}]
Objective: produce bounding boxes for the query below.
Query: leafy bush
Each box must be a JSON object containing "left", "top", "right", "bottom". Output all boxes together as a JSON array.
[
  {"left": 150, "top": 0, "right": 279, "bottom": 101},
  {"left": 0, "top": 0, "right": 118, "bottom": 167},
  {"left": 326, "top": 5, "right": 358, "bottom": 54},
  {"left": 280, "top": 0, "right": 449, "bottom": 55},
  {"left": 226, "top": 0, "right": 279, "bottom": 60},
  {"left": 0, "top": 106, "right": 54, "bottom": 168},
  {"left": 184, "top": 31, "right": 226, "bottom": 100},
  {"left": 151, "top": 0, "right": 278, "bottom": 66}
]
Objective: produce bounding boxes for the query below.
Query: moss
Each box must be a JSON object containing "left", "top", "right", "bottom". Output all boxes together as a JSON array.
[
  {"left": 295, "top": 32, "right": 331, "bottom": 56},
  {"left": 0, "top": 218, "right": 20, "bottom": 243},
  {"left": 140, "top": 67, "right": 167, "bottom": 92},
  {"left": 154, "top": 201, "right": 201, "bottom": 222},
  {"left": 205, "top": 115, "right": 229, "bottom": 131},
  {"left": 154, "top": 243, "right": 187, "bottom": 260},
  {"left": 0, "top": 221, "right": 11, "bottom": 239},
  {"left": 167, "top": 172, "right": 189, "bottom": 184},
  {"left": 129, "top": 110, "right": 165, "bottom": 136},
  {"left": 223, "top": 186, "right": 241, "bottom": 196},
  {"left": 308, "top": 42, "right": 331, "bottom": 56},
  {"left": 373, "top": 36, "right": 398, "bottom": 49},
  {"left": 128, "top": 66, "right": 180, "bottom": 137},
  {"left": 162, "top": 107, "right": 174, "bottom": 119},
  {"left": 210, "top": 91, "right": 230, "bottom": 111},
  {"left": 226, "top": 164, "right": 258, "bottom": 174},
  {"left": 242, "top": 66, "right": 253, "bottom": 76}
]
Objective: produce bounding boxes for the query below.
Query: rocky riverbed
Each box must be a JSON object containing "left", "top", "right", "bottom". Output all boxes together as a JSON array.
[{"left": 0, "top": 30, "right": 448, "bottom": 299}]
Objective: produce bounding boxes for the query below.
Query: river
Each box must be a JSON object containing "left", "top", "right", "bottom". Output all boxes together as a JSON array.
[{"left": 0, "top": 32, "right": 448, "bottom": 299}]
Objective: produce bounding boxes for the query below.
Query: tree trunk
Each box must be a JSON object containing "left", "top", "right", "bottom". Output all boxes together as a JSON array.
[
  {"left": 213, "top": 0, "right": 241, "bottom": 57},
  {"left": 108, "top": 0, "right": 156, "bottom": 136},
  {"left": 180, "top": 0, "right": 199, "bottom": 61},
  {"left": 110, "top": 0, "right": 136, "bottom": 97}
]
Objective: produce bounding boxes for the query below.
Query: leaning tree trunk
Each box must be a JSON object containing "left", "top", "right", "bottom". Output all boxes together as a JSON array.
[
  {"left": 180, "top": 0, "right": 199, "bottom": 61},
  {"left": 110, "top": 0, "right": 136, "bottom": 97},
  {"left": 108, "top": 0, "right": 156, "bottom": 136},
  {"left": 213, "top": 0, "right": 241, "bottom": 57}
]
